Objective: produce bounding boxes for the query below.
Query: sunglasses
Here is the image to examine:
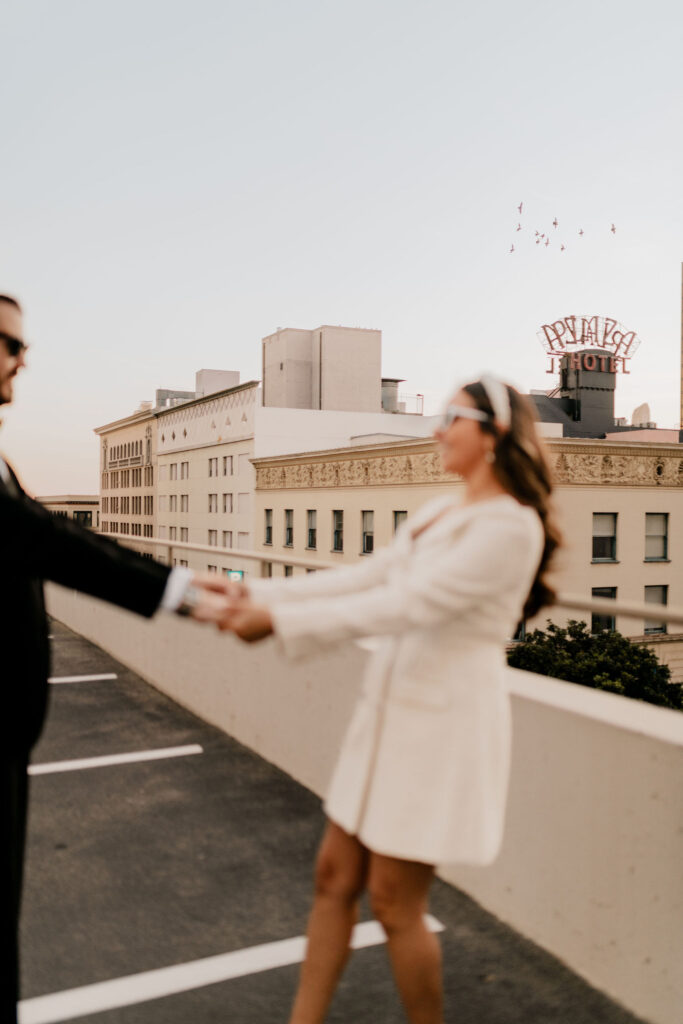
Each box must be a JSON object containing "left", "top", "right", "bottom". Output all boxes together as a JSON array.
[
  {"left": 0, "top": 332, "right": 29, "bottom": 358},
  {"left": 440, "top": 404, "right": 490, "bottom": 429}
]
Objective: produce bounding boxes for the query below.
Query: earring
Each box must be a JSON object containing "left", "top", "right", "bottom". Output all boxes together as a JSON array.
[{"left": 485, "top": 450, "right": 496, "bottom": 464}]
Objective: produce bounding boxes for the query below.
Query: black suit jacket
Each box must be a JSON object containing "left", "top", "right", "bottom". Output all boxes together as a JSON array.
[{"left": 0, "top": 465, "right": 171, "bottom": 752}]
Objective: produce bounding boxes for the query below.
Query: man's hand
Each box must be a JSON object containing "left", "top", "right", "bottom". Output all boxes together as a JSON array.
[
  {"left": 193, "top": 571, "right": 248, "bottom": 603},
  {"left": 219, "top": 600, "right": 274, "bottom": 642},
  {"left": 187, "top": 588, "right": 232, "bottom": 625}
]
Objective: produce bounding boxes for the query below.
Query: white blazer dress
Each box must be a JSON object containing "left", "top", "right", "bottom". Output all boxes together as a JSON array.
[{"left": 248, "top": 495, "right": 544, "bottom": 867}]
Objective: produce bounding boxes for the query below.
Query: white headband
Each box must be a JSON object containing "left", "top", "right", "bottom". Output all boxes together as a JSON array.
[{"left": 479, "top": 375, "right": 512, "bottom": 429}]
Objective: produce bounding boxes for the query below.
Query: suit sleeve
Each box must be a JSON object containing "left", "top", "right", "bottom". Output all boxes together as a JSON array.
[
  {"left": 269, "top": 509, "right": 542, "bottom": 659},
  {"left": 0, "top": 490, "right": 170, "bottom": 617}
]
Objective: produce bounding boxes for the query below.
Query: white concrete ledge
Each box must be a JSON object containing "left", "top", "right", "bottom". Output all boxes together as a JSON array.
[{"left": 46, "top": 584, "right": 683, "bottom": 1024}]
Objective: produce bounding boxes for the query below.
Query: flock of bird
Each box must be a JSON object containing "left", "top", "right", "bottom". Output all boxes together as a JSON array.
[{"left": 508, "top": 202, "right": 616, "bottom": 254}]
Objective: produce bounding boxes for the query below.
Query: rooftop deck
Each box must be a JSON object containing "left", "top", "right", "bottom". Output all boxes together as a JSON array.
[{"left": 20, "top": 620, "right": 649, "bottom": 1024}]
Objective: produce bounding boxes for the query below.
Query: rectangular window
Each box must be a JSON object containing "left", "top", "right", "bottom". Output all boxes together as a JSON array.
[
  {"left": 179, "top": 559, "right": 188, "bottom": 568},
  {"left": 180, "top": 462, "right": 189, "bottom": 479},
  {"left": 170, "top": 463, "right": 177, "bottom": 480},
  {"left": 263, "top": 562, "right": 273, "bottom": 578},
  {"left": 644, "top": 585, "right": 668, "bottom": 635},
  {"left": 208, "top": 457, "right": 218, "bottom": 477},
  {"left": 591, "top": 587, "right": 616, "bottom": 633},
  {"left": 284, "top": 565, "right": 293, "bottom": 577},
  {"left": 207, "top": 565, "right": 218, "bottom": 574},
  {"left": 180, "top": 494, "right": 189, "bottom": 513},
  {"left": 144, "top": 467, "right": 153, "bottom": 486},
  {"left": 264, "top": 509, "right": 273, "bottom": 545},
  {"left": 169, "top": 526, "right": 177, "bottom": 541},
  {"left": 333, "top": 510, "right": 344, "bottom": 552},
  {"left": 645, "top": 513, "right": 668, "bottom": 561},
  {"left": 393, "top": 510, "right": 408, "bottom": 532},
  {"left": 223, "top": 455, "right": 233, "bottom": 476},
  {"left": 208, "top": 530, "right": 217, "bottom": 546},
  {"left": 223, "top": 493, "right": 233, "bottom": 514},
  {"left": 209, "top": 493, "right": 218, "bottom": 513},
  {"left": 284, "top": 509, "right": 293, "bottom": 547},
  {"left": 180, "top": 528, "right": 188, "bottom": 542},
  {"left": 307, "top": 509, "right": 317, "bottom": 549},
  {"left": 362, "top": 510, "right": 374, "bottom": 554},
  {"left": 592, "top": 513, "right": 617, "bottom": 561},
  {"left": 169, "top": 495, "right": 178, "bottom": 513},
  {"left": 222, "top": 530, "right": 233, "bottom": 548}
]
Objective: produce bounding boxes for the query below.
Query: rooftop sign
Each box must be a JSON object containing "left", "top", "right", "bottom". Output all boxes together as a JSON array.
[{"left": 537, "top": 316, "right": 641, "bottom": 375}]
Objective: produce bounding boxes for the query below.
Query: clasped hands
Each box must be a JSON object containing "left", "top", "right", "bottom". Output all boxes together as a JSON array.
[{"left": 185, "top": 573, "right": 273, "bottom": 642}]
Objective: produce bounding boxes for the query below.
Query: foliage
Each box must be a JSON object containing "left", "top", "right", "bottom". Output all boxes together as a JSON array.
[{"left": 507, "top": 620, "right": 683, "bottom": 710}]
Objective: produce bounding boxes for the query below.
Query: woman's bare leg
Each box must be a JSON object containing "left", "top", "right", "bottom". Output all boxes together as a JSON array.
[
  {"left": 288, "top": 821, "right": 369, "bottom": 1024},
  {"left": 368, "top": 853, "right": 443, "bottom": 1024}
]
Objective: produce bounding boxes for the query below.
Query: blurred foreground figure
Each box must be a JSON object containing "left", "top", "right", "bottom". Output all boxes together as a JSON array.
[{"left": 0, "top": 294, "right": 227, "bottom": 1023}]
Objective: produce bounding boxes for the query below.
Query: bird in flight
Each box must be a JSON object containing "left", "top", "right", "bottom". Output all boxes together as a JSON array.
[
  {"left": 553, "top": 218, "right": 558, "bottom": 228},
  {"left": 509, "top": 245, "right": 515, "bottom": 253},
  {"left": 536, "top": 238, "right": 541, "bottom": 245},
  {"left": 516, "top": 223, "right": 522, "bottom": 231},
  {"left": 545, "top": 239, "right": 550, "bottom": 247},
  {"left": 611, "top": 223, "right": 616, "bottom": 234},
  {"left": 518, "top": 202, "right": 523, "bottom": 214},
  {"left": 579, "top": 229, "right": 584, "bottom": 236},
  {"left": 560, "top": 244, "right": 566, "bottom": 252}
]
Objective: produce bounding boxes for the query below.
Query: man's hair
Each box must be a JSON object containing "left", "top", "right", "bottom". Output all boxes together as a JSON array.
[{"left": 0, "top": 294, "right": 22, "bottom": 312}]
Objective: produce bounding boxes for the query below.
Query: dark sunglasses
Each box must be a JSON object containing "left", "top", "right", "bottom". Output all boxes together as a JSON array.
[
  {"left": 0, "top": 332, "right": 29, "bottom": 358},
  {"left": 440, "top": 404, "right": 490, "bottom": 429}
]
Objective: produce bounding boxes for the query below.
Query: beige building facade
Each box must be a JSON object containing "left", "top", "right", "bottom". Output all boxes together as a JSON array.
[
  {"left": 95, "top": 407, "right": 157, "bottom": 554},
  {"left": 37, "top": 494, "right": 100, "bottom": 528},
  {"left": 252, "top": 437, "right": 683, "bottom": 673}
]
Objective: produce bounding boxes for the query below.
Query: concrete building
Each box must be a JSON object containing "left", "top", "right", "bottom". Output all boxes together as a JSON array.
[
  {"left": 37, "top": 494, "right": 100, "bottom": 528},
  {"left": 251, "top": 435, "right": 683, "bottom": 677}
]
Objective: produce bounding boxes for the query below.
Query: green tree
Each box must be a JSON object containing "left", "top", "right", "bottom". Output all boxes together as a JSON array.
[{"left": 507, "top": 620, "right": 683, "bottom": 711}]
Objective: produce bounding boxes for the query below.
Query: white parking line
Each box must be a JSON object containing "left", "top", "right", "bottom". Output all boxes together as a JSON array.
[
  {"left": 48, "top": 673, "right": 117, "bottom": 684},
  {"left": 28, "top": 745, "right": 204, "bottom": 776},
  {"left": 18, "top": 915, "right": 445, "bottom": 1023}
]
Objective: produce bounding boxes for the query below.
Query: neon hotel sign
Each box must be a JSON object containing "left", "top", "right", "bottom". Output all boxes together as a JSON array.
[{"left": 537, "top": 316, "right": 641, "bottom": 375}]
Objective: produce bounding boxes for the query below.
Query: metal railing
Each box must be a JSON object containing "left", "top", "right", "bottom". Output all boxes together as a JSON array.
[{"left": 118, "top": 535, "right": 683, "bottom": 630}]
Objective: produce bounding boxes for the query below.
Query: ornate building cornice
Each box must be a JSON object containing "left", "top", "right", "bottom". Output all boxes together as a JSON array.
[{"left": 254, "top": 438, "right": 683, "bottom": 491}]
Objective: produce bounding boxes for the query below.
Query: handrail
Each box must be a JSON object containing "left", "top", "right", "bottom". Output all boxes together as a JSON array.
[{"left": 116, "top": 534, "right": 683, "bottom": 629}]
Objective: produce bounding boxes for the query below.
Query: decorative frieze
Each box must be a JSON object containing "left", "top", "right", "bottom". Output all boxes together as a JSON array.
[{"left": 255, "top": 442, "right": 683, "bottom": 491}]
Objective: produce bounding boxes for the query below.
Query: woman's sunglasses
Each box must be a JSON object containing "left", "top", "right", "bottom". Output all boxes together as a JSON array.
[
  {"left": 0, "top": 332, "right": 29, "bottom": 358},
  {"left": 440, "top": 404, "right": 490, "bottom": 430}
]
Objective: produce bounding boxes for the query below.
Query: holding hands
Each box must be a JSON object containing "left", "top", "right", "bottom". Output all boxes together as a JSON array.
[{"left": 186, "top": 573, "right": 273, "bottom": 642}]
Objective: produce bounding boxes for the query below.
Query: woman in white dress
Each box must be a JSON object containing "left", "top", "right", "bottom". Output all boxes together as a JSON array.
[{"left": 221, "top": 377, "right": 560, "bottom": 1024}]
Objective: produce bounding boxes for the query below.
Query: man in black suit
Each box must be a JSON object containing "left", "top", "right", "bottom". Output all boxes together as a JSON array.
[{"left": 0, "top": 294, "right": 227, "bottom": 1023}]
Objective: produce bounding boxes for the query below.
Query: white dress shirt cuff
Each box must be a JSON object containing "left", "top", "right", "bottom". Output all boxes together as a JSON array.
[{"left": 160, "top": 567, "right": 194, "bottom": 612}]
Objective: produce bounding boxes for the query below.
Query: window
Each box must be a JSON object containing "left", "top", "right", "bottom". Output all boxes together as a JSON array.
[
  {"left": 223, "top": 455, "right": 233, "bottom": 476},
  {"left": 284, "top": 565, "right": 293, "bottom": 577},
  {"left": 180, "top": 528, "right": 188, "bottom": 542},
  {"left": 208, "top": 457, "right": 218, "bottom": 477},
  {"left": 144, "top": 467, "right": 153, "bottom": 486},
  {"left": 592, "top": 513, "right": 617, "bottom": 561},
  {"left": 333, "top": 510, "right": 343, "bottom": 551},
  {"left": 169, "top": 527, "right": 177, "bottom": 541},
  {"left": 393, "top": 510, "right": 408, "bottom": 532},
  {"left": 307, "top": 510, "right": 317, "bottom": 549},
  {"left": 181, "top": 494, "right": 189, "bottom": 512},
  {"left": 263, "top": 562, "right": 273, "bottom": 578},
  {"left": 284, "top": 509, "right": 293, "bottom": 547},
  {"left": 222, "top": 531, "right": 233, "bottom": 548},
  {"left": 591, "top": 587, "right": 616, "bottom": 633},
  {"left": 223, "top": 493, "right": 233, "bottom": 513},
  {"left": 362, "top": 511, "right": 374, "bottom": 554},
  {"left": 645, "top": 513, "right": 668, "bottom": 561},
  {"left": 170, "top": 463, "right": 177, "bottom": 480},
  {"left": 208, "top": 530, "right": 218, "bottom": 546},
  {"left": 264, "top": 509, "right": 273, "bottom": 545},
  {"left": 207, "top": 565, "right": 218, "bottom": 574},
  {"left": 644, "top": 585, "right": 668, "bottom": 635},
  {"left": 179, "top": 559, "right": 189, "bottom": 568},
  {"left": 209, "top": 493, "right": 218, "bottom": 513},
  {"left": 180, "top": 462, "right": 189, "bottom": 479},
  {"left": 237, "top": 492, "right": 250, "bottom": 515},
  {"left": 169, "top": 495, "right": 178, "bottom": 513},
  {"left": 73, "top": 510, "right": 92, "bottom": 527}
]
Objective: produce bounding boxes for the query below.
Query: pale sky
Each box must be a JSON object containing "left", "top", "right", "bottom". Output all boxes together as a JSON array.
[{"left": 2, "top": 0, "right": 682, "bottom": 493}]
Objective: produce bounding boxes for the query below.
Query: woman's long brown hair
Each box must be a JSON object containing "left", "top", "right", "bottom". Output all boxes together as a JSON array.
[{"left": 463, "top": 381, "right": 561, "bottom": 618}]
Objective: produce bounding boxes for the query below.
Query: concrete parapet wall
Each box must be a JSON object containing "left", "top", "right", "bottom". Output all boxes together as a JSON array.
[{"left": 47, "top": 584, "right": 683, "bottom": 1024}]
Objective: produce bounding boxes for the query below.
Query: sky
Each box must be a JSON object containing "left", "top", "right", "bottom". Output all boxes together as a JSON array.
[{"left": 2, "top": 0, "right": 683, "bottom": 493}]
